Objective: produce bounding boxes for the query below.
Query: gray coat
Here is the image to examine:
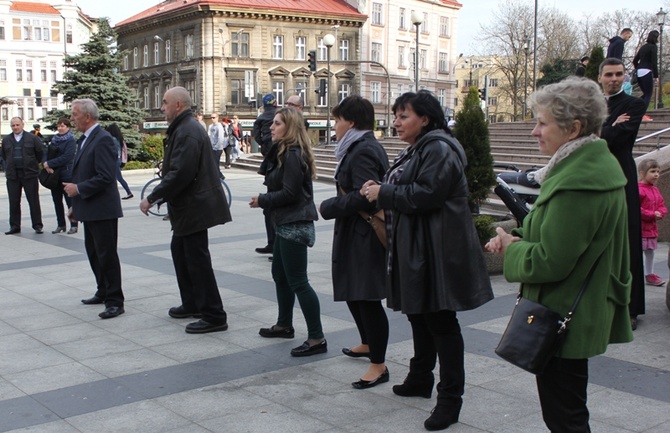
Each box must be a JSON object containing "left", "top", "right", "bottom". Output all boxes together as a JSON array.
[
  {"left": 320, "top": 132, "right": 389, "bottom": 301},
  {"left": 377, "top": 130, "right": 493, "bottom": 314}
]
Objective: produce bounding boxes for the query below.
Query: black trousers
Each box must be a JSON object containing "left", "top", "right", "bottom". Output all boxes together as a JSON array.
[
  {"left": 347, "top": 300, "right": 389, "bottom": 364},
  {"left": 84, "top": 219, "right": 124, "bottom": 307},
  {"left": 223, "top": 146, "right": 232, "bottom": 167},
  {"left": 264, "top": 208, "right": 275, "bottom": 247},
  {"left": 7, "top": 173, "right": 42, "bottom": 230},
  {"left": 406, "top": 311, "right": 464, "bottom": 404},
  {"left": 51, "top": 183, "right": 77, "bottom": 228},
  {"left": 170, "top": 229, "right": 227, "bottom": 325},
  {"left": 536, "top": 357, "right": 590, "bottom": 433}
]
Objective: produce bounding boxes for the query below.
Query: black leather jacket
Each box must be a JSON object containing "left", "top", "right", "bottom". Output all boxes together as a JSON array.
[{"left": 258, "top": 145, "right": 318, "bottom": 227}]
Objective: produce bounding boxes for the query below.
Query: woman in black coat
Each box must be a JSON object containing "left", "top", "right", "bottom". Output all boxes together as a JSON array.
[
  {"left": 320, "top": 96, "right": 390, "bottom": 389},
  {"left": 633, "top": 30, "right": 659, "bottom": 110},
  {"left": 43, "top": 118, "right": 78, "bottom": 234},
  {"left": 362, "top": 91, "right": 494, "bottom": 431},
  {"left": 250, "top": 107, "right": 325, "bottom": 357}
]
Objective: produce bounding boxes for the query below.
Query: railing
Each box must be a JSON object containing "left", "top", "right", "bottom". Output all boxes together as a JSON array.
[{"left": 636, "top": 127, "right": 670, "bottom": 151}]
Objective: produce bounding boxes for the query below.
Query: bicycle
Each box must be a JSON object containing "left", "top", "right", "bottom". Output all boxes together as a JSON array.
[{"left": 140, "top": 161, "right": 232, "bottom": 217}]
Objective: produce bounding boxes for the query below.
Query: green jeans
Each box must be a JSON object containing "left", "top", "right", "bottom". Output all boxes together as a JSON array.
[{"left": 272, "top": 234, "right": 324, "bottom": 339}]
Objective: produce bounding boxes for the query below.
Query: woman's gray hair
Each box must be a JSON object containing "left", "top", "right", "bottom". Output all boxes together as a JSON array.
[
  {"left": 71, "top": 99, "right": 100, "bottom": 121},
  {"left": 529, "top": 77, "right": 606, "bottom": 137}
]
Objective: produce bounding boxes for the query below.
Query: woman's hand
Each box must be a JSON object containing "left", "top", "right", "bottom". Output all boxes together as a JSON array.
[
  {"left": 485, "top": 227, "right": 520, "bottom": 255},
  {"left": 360, "top": 180, "right": 380, "bottom": 203},
  {"left": 249, "top": 195, "right": 260, "bottom": 208}
]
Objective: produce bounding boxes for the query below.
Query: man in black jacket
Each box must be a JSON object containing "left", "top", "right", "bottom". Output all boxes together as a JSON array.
[
  {"left": 2, "top": 117, "right": 44, "bottom": 234},
  {"left": 606, "top": 28, "right": 633, "bottom": 60},
  {"left": 141, "top": 86, "right": 232, "bottom": 334},
  {"left": 253, "top": 94, "right": 278, "bottom": 256}
]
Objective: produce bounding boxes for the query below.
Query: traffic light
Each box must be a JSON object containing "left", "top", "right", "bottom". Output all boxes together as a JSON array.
[
  {"left": 478, "top": 88, "right": 486, "bottom": 101},
  {"left": 307, "top": 50, "right": 317, "bottom": 71},
  {"left": 34, "top": 89, "right": 42, "bottom": 106},
  {"left": 317, "top": 79, "right": 326, "bottom": 97}
]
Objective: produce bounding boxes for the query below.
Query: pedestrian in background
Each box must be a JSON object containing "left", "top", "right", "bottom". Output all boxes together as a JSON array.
[
  {"left": 43, "top": 118, "right": 78, "bottom": 234},
  {"left": 638, "top": 158, "right": 667, "bottom": 287},
  {"left": 606, "top": 28, "right": 633, "bottom": 60},
  {"left": 105, "top": 124, "right": 133, "bottom": 200},
  {"left": 633, "top": 30, "right": 659, "bottom": 120}
]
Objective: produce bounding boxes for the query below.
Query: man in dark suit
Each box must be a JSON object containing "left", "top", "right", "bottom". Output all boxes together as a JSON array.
[
  {"left": 1, "top": 117, "right": 44, "bottom": 234},
  {"left": 64, "top": 99, "right": 125, "bottom": 319},
  {"left": 140, "top": 87, "right": 231, "bottom": 334},
  {"left": 599, "top": 58, "right": 646, "bottom": 330}
]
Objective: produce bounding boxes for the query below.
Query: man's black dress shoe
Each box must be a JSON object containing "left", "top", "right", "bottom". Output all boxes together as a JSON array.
[
  {"left": 342, "top": 347, "right": 371, "bottom": 359},
  {"left": 259, "top": 325, "right": 295, "bottom": 338},
  {"left": 81, "top": 296, "right": 104, "bottom": 305},
  {"left": 5, "top": 228, "right": 20, "bottom": 235},
  {"left": 34, "top": 228, "right": 43, "bottom": 234},
  {"left": 290, "top": 339, "right": 327, "bottom": 357},
  {"left": 185, "top": 320, "right": 228, "bottom": 334},
  {"left": 352, "top": 367, "right": 390, "bottom": 390},
  {"left": 99, "top": 306, "right": 125, "bottom": 319},
  {"left": 255, "top": 245, "right": 273, "bottom": 254},
  {"left": 168, "top": 305, "right": 202, "bottom": 319}
]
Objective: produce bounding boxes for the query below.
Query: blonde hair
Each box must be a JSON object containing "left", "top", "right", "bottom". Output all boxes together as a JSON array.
[{"left": 275, "top": 108, "right": 316, "bottom": 179}]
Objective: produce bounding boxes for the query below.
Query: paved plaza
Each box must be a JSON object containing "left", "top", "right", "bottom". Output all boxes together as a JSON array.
[{"left": 0, "top": 168, "right": 669, "bottom": 433}]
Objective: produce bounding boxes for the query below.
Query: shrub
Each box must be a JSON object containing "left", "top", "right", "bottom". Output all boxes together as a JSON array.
[
  {"left": 123, "top": 160, "right": 153, "bottom": 170},
  {"left": 474, "top": 214, "right": 496, "bottom": 247},
  {"left": 142, "top": 135, "right": 165, "bottom": 162}
]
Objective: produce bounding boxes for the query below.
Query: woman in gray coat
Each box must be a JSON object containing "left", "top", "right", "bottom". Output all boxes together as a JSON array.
[
  {"left": 320, "top": 96, "right": 390, "bottom": 389},
  {"left": 362, "top": 91, "right": 493, "bottom": 431}
]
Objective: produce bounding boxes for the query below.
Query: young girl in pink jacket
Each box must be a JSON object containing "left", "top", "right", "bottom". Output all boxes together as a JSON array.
[{"left": 638, "top": 158, "right": 667, "bottom": 286}]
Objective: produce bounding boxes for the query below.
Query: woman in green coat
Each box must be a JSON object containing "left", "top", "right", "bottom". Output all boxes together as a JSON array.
[{"left": 486, "top": 77, "right": 633, "bottom": 433}]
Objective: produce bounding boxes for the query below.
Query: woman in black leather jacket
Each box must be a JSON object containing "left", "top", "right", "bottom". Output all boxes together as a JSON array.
[
  {"left": 249, "top": 107, "right": 326, "bottom": 357},
  {"left": 362, "top": 91, "right": 493, "bottom": 431}
]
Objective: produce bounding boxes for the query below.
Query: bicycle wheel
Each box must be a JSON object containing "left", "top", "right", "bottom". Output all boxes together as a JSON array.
[
  {"left": 140, "top": 177, "right": 167, "bottom": 217},
  {"left": 221, "top": 179, "right": 232, "bottom": 208}
]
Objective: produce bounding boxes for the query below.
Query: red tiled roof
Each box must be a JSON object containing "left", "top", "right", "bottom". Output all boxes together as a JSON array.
[
  {"left": 117, "top": 0, "right": 365, "bottom": 27},
  {"left": 10, "top": 1, "right": 60, "bottom": 15},
  {"left": 440, "top": 0, "right": 462, "bottom": 7}
]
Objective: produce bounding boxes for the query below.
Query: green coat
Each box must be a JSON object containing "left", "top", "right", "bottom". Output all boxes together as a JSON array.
[{"left": 504, "top": 139, "right": 633, "bottom": 359}]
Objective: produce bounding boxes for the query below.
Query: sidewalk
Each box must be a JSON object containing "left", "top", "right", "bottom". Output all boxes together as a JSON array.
[{"left": 0, "top": 168, "right": 669, "bottom": 433}]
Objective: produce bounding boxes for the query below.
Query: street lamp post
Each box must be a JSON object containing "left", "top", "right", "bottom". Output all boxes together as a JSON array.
[
  {"left": 523, "top": 35, "right": 530, "bottom": 120},
  {"left": 658, "top": 8, "right": 667, "bottom": 108},
  {"left": 323, "top": 33, "right": 336, "bottom": 145},
  {"left": 411, "top": 11, "right": 423, "bottom": 90}
]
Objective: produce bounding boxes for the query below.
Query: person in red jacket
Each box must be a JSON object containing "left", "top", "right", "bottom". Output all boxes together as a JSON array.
[{"left": 638, "top": 158, "right": 667, "bottom": 287}]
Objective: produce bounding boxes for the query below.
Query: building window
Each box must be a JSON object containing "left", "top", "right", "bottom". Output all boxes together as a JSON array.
[
  {"left": 317, "top": 38, "right": 327, "bottom": 61},
  {"left": 371, "top": 42, "right": 382, "bottom": 63},
  {"left": 154, "top": 42, "right": 160, "bottom": 65},
  {"left": 184, "top": 34, "right": 194, "bottom": 58},
  {"left": 372, "top": 3, "right": 383, "bottom": 25},
  {"left": 399, "top": 8, "right": 406, "bottom": 29},
  {"left": 489, "top": 78, "right": 499, "bottom": 87},
  {"left": 133, "top": 47, "right": 138, "bottom": 69},
  {"left": 318, "top": 81, "right": 328, "bottom": 106},
  {"left": 488, "top": 96, "right": 498, "bottom": 106},
  {"left": 2, "top": 107, "right": 8, "bottom": 120},
  {"left": 66, "top": 25, "right": 72, "bottom": 43},
  {"left": 232, "top": 32, "right": 249, "bottom": 57},
  {"left": 231, "top": 79, "right": 242, "bottom": 105},
  {"left": 185, "top": 80, "right": 195, "bottom": 100},
  {"left": 26, "top": 68, "right": 33, "bottom": 82},
  {"left": 273, "top": 35, "right": 284, "bottom": 59},
  {"left": 16, "top": 69, "right": 22, "bottom": 81},
  {"left": 410, "top": 48, "right": 416, "bottom": 68},
  {"left": 18, "top": 108, "right": 24, "bottom": 119},
  {"left": 272, "top": 81, "right": 285, "bottom": 106},
  {"left": 143, "top": 87, "right": 149, "bottom": 108},
  {"left": 438, "top": 88, "right": 446, "bottom": 106},
  {"left": 143, "top": 45, "right": 149, "bottom": 67},
  {"left": 41, "top": 69, "right": 47, "bottom": 81},
  {"left": 339, "top": 39, "right": 349, "bottom": 61},
  {"left": 421, "top": 13, "right": 428, "bottom": 33},
  {"left": 370, "top": 82, "right": 381, "bottom": 104},
  {"left": 28, "top": 108, "right": 34, "bottom": 119},
  {"left": 123, "top": 55, "right": 129, "bottom": 71},
  {"left": 0, "top": 20, "right": 4, "bottom": 40},
  {"left": 439, "top": 53, "right": 449, "bottom": 73},
  {"left": 165, "top": 40, "right": 171, "bottom": 62},
  {"left": 22, "top": 19, "right": 31, "bottom": 40},
  {"left": 295, "top": 81, "right": 307, "bottom": 103},
  {"left": 420, "top": 49, "right": 427, "bottom": 69},
  {"left": 154, "top": 86, "right": 160, "bottom": 108},
  {"left": 338, "top": 84, "right": 350, "bottom": 102},
  {"left": 32, "top": 20, "right": 50, "bottom": 41},
  {"left": 295, "top": 36, "right": 306, "bottom": 60},
  {"left": 0, "top": 60, "right": 6, "bottom": 81},
  {"left": 440, "top": 17, "right": 450, "bottom": 37},
  {"left": 398, "top": 46, "right": 406, "bottom": 68},
  {"left": 50, "top": 70, "right": 56, "bottom": 82}
]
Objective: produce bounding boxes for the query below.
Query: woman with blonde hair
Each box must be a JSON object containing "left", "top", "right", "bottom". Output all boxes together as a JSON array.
[{"left": 249, "top": 108, "right": 325, "bottom": 357}]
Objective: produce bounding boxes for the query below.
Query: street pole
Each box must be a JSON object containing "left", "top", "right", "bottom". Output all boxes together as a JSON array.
[
  {"left": 523, "top": 35, "right": 530, "bottom": 120},
  {"left": 323, "top": 34, "right": 336, "bottom": 145},
  {"left": 533, "top": 0, "right": 538, "bottom": 92},
  {"left": 658, "top": 8, "right": 667, "bottom": 108},
  {"left": 411, "top": 11, "right": 423, "bottom": 90}
]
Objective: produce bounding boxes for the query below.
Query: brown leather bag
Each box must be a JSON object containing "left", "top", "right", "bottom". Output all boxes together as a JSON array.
[{"left": 359, "top": 209, "right": 386, "bottom": 248}]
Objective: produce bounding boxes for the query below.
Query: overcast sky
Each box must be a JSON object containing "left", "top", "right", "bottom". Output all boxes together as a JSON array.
[{"left": 78, "top": 0, "right": 663, "bottom": 55}]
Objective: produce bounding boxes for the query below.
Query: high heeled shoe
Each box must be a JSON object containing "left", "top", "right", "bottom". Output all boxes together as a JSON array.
[
  {"left": 352, "top": 367, "right": 389, "bottom": 389},
  {"left": 424, "top": 401, "right": 462, "bottom": 431},
  {"left": 392, "top": 380, "right": 434, "bottom": 398},
  {"left": 52, "top": 226, "right": 66, "bottom": 234},
  {"left": 67, "top": 227, "right": 78, "bottom": 234}
]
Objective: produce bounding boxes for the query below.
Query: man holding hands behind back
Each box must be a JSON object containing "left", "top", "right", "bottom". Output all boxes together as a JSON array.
[{"left": 140, "top": 86, "right": 231, "bottom": 334}]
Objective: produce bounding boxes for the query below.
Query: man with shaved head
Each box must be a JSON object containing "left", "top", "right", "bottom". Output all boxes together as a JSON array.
[{"left": 140, "top": 86, "right": 232, "bottom": 334}]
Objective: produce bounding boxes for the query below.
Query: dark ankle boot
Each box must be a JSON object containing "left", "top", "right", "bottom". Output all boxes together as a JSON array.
[
  {"left": 424, "top": 401, "right": 462, "bottom": 431},
  {"left": 392, "top": 380, "right": 434, "bottom": 398}
]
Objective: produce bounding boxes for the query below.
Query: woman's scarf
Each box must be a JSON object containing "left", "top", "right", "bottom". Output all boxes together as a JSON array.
[
  {"left": 49, "top": 129, "right": 74, "bottom": 145},
  {"left": 334, "top": 128, "right": 370, "bottom": 178},
  {"left": 530, "top": 134, "right": 598, "bottom": 185}
]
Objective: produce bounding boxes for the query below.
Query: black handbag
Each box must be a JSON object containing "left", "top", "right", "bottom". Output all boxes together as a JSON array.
[
  {"left": 38, "top": 168, "right": 59, "bottom": 190},
  {"left": 495, "top": 255, "right": 601, "bottom": 374}
]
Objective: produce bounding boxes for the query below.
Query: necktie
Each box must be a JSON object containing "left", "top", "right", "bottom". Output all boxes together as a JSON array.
[{"left": 76, "top": 134, "right": 87, "bottom": 154}]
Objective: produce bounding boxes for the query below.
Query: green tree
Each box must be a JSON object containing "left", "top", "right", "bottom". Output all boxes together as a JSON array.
[
  {"left": 454, "top": 87, "right": 496, "bottom": 213},
  {"left": 536, "top": 59, "right": 573, "bottom": 86},
  {"left": 44, "top": 19, "right": 144, "bottom": 156},
  {"left": 585, "top": 45, "right": 605, "bottom": 82}
]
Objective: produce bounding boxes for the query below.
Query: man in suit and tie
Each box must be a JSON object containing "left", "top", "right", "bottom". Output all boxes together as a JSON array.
[
  {"left": 64, "top": 99, "right": 125, "bottom": 319},
  {"left": 1, "top": 117, "right": 44, "bottom": 234}
]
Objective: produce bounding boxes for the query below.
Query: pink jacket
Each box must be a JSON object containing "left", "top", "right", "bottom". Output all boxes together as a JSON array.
[{"left": 639, "top": 182, "right": 667, "bottom": 238}]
